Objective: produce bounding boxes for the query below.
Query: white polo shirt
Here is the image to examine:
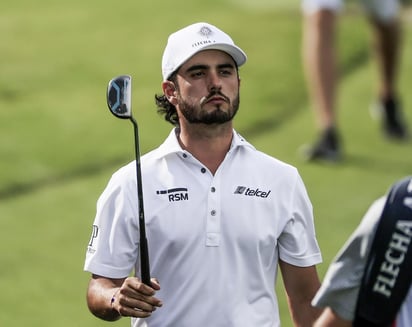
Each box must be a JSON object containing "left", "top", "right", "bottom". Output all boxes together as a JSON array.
[{"left": 85, "top": 129, "right": 322, "bottom": 327}]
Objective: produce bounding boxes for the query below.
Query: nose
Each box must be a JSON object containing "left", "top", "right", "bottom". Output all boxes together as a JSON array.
[{"left": 208, "top": 71, "right": 222, "bottom": 92}]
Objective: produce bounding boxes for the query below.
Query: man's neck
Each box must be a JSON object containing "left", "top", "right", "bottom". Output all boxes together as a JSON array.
[{"left": 177, "top": 123, "right": 233, "bottom": 175}]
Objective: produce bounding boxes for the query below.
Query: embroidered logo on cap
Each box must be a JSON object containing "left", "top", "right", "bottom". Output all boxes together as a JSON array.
[{"left": 199, "top": 25, "right": 213, "bottom": 37}]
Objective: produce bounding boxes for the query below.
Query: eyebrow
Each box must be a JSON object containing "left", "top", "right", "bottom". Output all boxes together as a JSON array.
[{"left": 185, "top": 63, "right": 236, "bottom": 73}]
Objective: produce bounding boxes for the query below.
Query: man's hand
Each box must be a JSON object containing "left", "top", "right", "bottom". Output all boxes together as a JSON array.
[
  {"left": 86, "top": 274, "right": 162, "bottom": 321},
  {"left": 112, "top": 277, "right": 163, "bottom": 318}
]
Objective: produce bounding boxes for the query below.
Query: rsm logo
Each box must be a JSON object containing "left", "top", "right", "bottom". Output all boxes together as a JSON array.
[
  {"left": 156, "top": 187, "right": 189, "bottom": 202},
  {"left": 234, "top": 186, "right": 271, "bottom": 198}
]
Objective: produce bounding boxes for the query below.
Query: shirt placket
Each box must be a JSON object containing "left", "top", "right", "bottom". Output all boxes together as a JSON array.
[{"left": 206, "top": 173, "right": 221, "bottom": 247}]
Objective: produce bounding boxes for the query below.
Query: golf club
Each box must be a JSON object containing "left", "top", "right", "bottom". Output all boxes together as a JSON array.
[{"left": 106, "top": 75, "right": 151, "bottom": 286}]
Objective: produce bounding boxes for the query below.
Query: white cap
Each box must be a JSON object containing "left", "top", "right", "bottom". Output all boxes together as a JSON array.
[{"left": 161, "top": 22, "right": 247, "bottom": 81}]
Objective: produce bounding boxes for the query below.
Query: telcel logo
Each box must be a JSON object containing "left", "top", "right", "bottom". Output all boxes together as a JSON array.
[{"left": 234, "top": 186, "right": 271, "bottom": 198}]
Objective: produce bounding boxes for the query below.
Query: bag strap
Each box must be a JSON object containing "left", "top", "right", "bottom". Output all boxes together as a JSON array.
[{"left": 353, "top": 176, "right": 412, "bottom": 327}]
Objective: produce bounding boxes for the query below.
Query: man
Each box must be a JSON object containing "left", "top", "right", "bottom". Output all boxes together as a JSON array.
[
  {"left": 301, "top": 0, "right": 408, "bottom": 162},
  {"left": 84, "top": 22, "right": 322, "bottom": 326},
  {"left": 313, "top": 176, "right": 412, "bottom": 326}
]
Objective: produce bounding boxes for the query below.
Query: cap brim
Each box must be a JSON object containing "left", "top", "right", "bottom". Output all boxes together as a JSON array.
[
  {"left": 163, "top": 43, "right": 247, "bottom": 81},
  {"left": 201, "top": 43, "right": 247, "bottom": 67}
]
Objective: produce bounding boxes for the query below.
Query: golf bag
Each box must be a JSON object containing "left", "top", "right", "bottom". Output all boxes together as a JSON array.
[{"left": 353, "top": 176, "right": 412, "bottom": 327}]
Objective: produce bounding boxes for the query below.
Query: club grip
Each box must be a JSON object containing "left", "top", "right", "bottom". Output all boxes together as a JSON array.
[{"left": 140, "top": 237, "right": 151, "bottom": 285}]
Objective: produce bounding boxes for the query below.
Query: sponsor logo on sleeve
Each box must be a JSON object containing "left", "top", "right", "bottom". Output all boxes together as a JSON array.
[{"left": 87, "top": 224, "right": 99, "bottom": 254}]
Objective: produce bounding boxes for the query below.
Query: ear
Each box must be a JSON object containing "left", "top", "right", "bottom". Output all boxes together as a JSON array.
[{"left": 162, "top": 81, "right": 178, "bottom": 105}]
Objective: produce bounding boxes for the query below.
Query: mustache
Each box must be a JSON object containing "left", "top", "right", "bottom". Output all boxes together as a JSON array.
[{"left": 201, "top": 90, "right": 230, "bottom": 105}]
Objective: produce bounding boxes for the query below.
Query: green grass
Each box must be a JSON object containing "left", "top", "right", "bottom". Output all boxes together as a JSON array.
[{"left": 1, "top": 1, "right": 412, "bottom": 326}]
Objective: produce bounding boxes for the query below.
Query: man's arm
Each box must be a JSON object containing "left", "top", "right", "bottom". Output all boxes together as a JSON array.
[
  {"left": 279, "top": 260, "right": 322, "bottom": 327},
  {"left": 314, "top": 307, "right": 352, "bottom": 327},
  {"left": 87, "top": 275, "right": 125, "bottom": 321},
  {"left": 86, "top": 274, "right": 162, "bottom": 321}
]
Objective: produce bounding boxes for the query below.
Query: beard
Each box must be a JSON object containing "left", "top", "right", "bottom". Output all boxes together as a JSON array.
[{"left": 177, "top": 90, "right": 240, "bottom": 125}]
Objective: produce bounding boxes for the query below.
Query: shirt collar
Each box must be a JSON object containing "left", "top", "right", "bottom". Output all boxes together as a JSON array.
[{"left": 152, "top": 128, "right": 255, "bottom": 159}]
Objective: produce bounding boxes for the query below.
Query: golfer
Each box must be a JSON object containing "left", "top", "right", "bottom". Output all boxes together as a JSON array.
[
  {"left": 313, "top": 176, "right": 412, "bottom": 327},
  {"left": 84, "top": 22, "right": 322, "bottom": 327}
]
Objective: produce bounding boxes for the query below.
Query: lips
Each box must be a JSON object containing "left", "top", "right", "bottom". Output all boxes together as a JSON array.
[
  {"left": 207, "top": 96, "right": 226, "bottom": 103},
  {"left": 205, "top": 94, "right": 229, "bottom": 104}
]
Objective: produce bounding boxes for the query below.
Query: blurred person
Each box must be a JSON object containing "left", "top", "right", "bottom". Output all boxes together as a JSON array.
[
  {"left": 301, "top": 0, "right": 408, "bottom": 162},
  {"left": 84, "top": 22, "right": 323, "bottom": 327},
  {"left": 313, "top": 176, "right": 412, "bottom": 326}
]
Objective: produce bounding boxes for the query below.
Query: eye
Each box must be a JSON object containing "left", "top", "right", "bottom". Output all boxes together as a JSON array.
[
  {"left": 220, "top": 69, "right": 233, "bottom": 76},
  {"left": 190, "top": 70, "right": 205, "bottom": 78},
  {"left": 219, "top": 66, "right": 236, "bottom": 77}
]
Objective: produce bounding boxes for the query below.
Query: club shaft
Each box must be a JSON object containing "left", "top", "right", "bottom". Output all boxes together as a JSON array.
[{"left": 131, "top": 118, "right": 151, "bottom": 285}]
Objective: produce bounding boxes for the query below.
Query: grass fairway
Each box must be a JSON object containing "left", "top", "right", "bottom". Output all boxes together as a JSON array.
[{"left": 1, "top": 0, "right": 411, "bottom": 326}]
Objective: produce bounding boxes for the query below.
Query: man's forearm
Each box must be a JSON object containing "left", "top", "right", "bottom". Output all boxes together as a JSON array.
[
  {"left": 86, "top": 276, "right": 122, "bottom": 321},
  {"left": 288, "top": 299, "right": 322, "bottom": 327}
]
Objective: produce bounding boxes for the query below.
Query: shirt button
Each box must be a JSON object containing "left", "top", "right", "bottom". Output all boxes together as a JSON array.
[
  {"left": 201, "top": 167, "right": 206, "bottom": 173},
  {"left": 211, "top": 187, "right": 216, "bottom": 192},
  {"left": 211, "top": 210, "right": 216, "bottom": 216},
  {"left": 182, "top": 153, "right": 188, "bottom": 158}
]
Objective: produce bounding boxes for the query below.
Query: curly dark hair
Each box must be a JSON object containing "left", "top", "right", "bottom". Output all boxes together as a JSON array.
[{"left": 155, "top": 73, "right": 179, "bottom": 126}]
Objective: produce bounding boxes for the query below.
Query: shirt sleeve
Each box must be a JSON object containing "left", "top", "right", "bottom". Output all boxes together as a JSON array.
[
  {"left": 84, "top": 167, "right": 140, "bottom": 278},
  {"left": 278, "top": 173, "right": 323, "bottom": 267},
  {"left": 311, "top": 196, "right": 386, "bottom": 321}
]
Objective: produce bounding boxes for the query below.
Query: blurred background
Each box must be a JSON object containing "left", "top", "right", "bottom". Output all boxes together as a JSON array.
[{"left": 1, "top": 0, "right": 411, "bottom": 325}]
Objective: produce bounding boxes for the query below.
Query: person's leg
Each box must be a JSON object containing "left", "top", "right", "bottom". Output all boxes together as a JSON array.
[
  {"left": 369, "top": 17, "right": 408, "bottom": 139},
  {"left": 303, "top": 9, "right": 337, "bottom": 132},
  {"left": 370, "top": 18, "right": 400, "bottom": 101},
  {"left": 363, "top": 0, "right": 408, "bottom": 139},
  {"left": 301, "top": 3, "right": 342, "bottom": 161}
]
